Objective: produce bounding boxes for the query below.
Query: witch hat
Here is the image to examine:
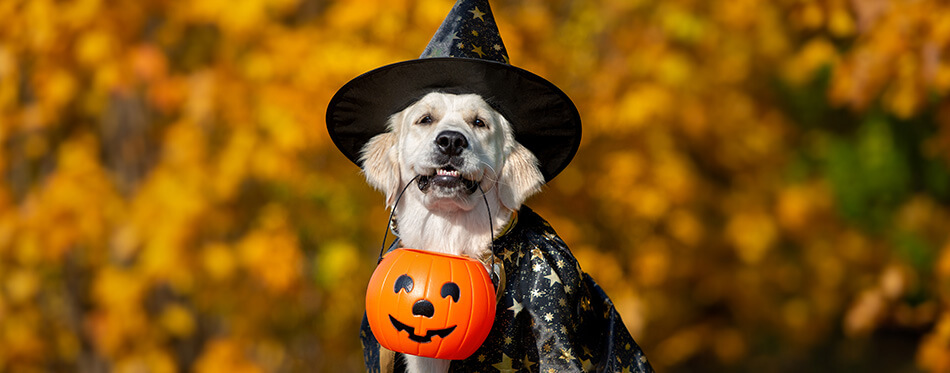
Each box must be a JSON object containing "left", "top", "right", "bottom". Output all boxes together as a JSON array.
[{"left": 326, "top": 0, "right": 581, "bottom": 182}]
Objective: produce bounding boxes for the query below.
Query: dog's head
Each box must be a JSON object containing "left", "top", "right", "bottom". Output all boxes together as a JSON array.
[{"left": 360, "top": 92, "right": 544, "bottom": 212}]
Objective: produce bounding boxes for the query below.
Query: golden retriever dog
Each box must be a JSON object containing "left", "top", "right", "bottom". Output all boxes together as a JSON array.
[{"left": 360, "top": 91, "right": 542, "bottom": 372}]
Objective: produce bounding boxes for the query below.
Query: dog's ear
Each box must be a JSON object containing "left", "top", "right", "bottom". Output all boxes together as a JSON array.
[
  {"left": 360, "top": 131, "right": 401, "bottom": 207},
  {"left": 498, "top": 142, "right": 544, "bottom": 211}
]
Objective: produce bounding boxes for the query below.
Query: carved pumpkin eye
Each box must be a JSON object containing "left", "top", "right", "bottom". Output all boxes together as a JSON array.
[
  {"left": 394, "top": 274, "right": 413, "bottom": 293},
  {"left": 441, "top": 282, "right": 460, "bottom": 302}
]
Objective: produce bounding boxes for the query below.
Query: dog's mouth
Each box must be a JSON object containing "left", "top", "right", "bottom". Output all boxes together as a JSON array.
[
  {"left": 389, "top": 315, "right": 457, "bottom": 343},
  {"left": 417, "top": 166, "right": 480, "bottom": 194}
]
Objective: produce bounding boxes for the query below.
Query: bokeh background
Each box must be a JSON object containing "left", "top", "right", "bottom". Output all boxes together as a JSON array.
[{"left": 2, "top": 0, "right": 950, "bottom": 371}]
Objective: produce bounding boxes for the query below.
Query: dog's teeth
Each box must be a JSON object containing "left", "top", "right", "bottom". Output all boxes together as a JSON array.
[{"left": 436, "top": 169, "right": 460, "bottom": 177}]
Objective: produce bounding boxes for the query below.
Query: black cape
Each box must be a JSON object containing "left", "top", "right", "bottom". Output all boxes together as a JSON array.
[{"left": 361, "top": 206, "right": 654, "bottom": 372}]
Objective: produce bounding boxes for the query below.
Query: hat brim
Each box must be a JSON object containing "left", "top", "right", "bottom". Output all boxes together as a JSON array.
[{"left": 325, "top": 57, "right": 581, "bottom": 182}]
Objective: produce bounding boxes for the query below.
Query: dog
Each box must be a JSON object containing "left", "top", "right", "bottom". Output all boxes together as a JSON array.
[
  {"left": 359, "top": 91, "right": 652, "bottom": 373},
  {"left": 362, "top": 91, "right": 540, "bottom": 372}
]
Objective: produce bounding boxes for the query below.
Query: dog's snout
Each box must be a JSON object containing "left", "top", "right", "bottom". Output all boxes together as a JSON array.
[
  {"left": 412, "top": 299, "right": 435, "bottom": 318},
  {"left": 435, "top": 131, "right": 468, "bottom": 156}
]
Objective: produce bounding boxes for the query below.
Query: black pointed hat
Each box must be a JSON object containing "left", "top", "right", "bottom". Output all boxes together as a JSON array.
[{"left": 326, "top": 0, "right": 581, "bottom": 182}]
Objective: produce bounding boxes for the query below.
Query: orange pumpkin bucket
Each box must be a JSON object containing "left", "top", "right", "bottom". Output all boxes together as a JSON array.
[{"left": 365, "top": 248, "right": 496, "bottom": 360}]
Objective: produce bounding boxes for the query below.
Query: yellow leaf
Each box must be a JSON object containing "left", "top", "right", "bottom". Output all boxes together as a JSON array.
[
  {"left": 776, "top": 185, "right": 816, "bottom": 233},
  {"left": 4, "top": 269, "right": 39, "bottom": 304},
  {"left": 258, "top": 99, "right": 305, "bottom": 152},
  {"left": 315, "top": 241, "right": 359, "bottom": 287},
  {"left": 202, "top": 242, "right": 237, "bottom": 282},
  {"left": 659, "top": 6, "right": 706, "bottom": 43},
  {"left": 656, "top": 52, "right": 693, "bottom": 86},
  {"left": 615, "top": 84, "right": 672, "bottom": 131},
  {"left": 667, "top": 209, "right": 704, "bottom": 247},
  {"left": 114, "top": 348, "right": 177, "bottom": 373},
  {"left": 632, "top": 186, "right": 670, "bottom": 220},
  {"left": 92, "top": 267, "right": 146, "bottom": 311},
  {"left": 917, "top": 313, "right": 950, "bottom": 371},
  {"left": 2, "top": 314, "right": 43, "bottom": 360},
  {"left": 239, "top": 213, "right": 302, "bottom": 293},
  {"left": 61, "top": 0, "right": 103, "bottom": 29},
  {"left": 634, "top": 238, "right": 671, "bottom": 287},
  {"left": 655, "top": 155, "right": 694, "bottom": 204},
  {"left": 38, "top": 68, "right": 77, "bottom": 110},
  {"left": 160, "top": 304, "right": 196, "bottom": 338},
  {"left": 654, "top": 326, "right": 705, "bottom": 366},
  {"left": 782, "top": 37, "right": 839, "bottom": 85},
  {"left": 828, "top": 6, "right": 856, "bottom": 37},
  {"left": 726, "top": 210, "right": 777, "bottom": 264},
  {"left": 798, "top": 2, "right": 824, "bottom": 30},
  {"left": 194, "top": 339, "right": 264, "bottom": 373},
  {"left": 75, "top": 29, "right": 117, "bottom": 67}
]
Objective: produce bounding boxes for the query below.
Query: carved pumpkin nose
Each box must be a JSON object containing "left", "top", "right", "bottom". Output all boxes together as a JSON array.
[{"left": 412, "top": 299, "right": 435, "bottom": 318}]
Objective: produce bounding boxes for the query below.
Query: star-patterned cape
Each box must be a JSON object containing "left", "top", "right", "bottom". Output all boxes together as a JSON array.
[{"left": 361, "top": 206, "right": 654, "bottom": 372}]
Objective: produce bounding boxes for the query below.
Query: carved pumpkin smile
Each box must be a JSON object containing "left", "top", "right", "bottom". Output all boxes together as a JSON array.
[{"left": 389, "top": 315, "right": 457, "bottom": 343}]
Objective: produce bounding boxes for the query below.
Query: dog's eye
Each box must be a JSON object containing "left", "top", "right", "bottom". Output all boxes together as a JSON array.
[
  {"left": 417, "top": 114, "right": 433, "bottom": 125},
  {"left": 473, "top": 118, "right": 486, "bottom": 128}
]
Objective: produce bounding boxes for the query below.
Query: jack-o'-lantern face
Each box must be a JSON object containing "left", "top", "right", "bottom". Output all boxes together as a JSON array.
[{"left": 366, "top": 248, "right": 496, "bottom": 360}]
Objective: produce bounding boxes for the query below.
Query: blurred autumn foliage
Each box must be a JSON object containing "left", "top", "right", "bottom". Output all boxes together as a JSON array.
[{"left": 3, "top": 0, "right": 950, "bottom": 371}]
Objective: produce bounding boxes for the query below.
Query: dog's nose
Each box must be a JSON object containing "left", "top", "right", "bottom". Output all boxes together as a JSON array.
[
  {"left": 412, "top": 299, "right": 435, "bottom": 318},
  {"left": 435, "top": 131, "right": 468, "bottom": 156}
]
